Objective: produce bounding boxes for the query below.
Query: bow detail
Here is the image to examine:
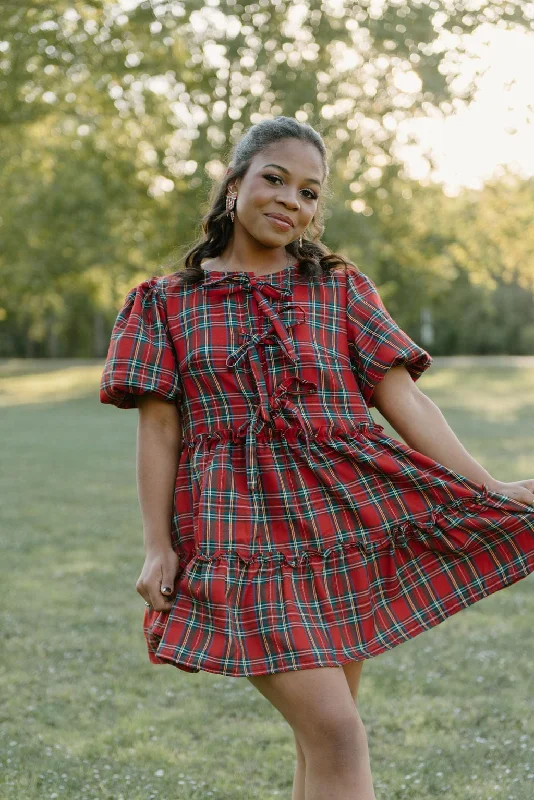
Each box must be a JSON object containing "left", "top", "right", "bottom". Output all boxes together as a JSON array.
[
  {"left": 235, "top": 375, "right": 318, "bottom": 492},
  {"left": 226, "top": 305, "right": 307, "bottom": 368},
  {"left": 202, "top": 270, "right": 318, "bottom": 492}
]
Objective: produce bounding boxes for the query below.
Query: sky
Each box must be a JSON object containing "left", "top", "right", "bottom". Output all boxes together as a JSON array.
[{"left": 397, "top": 24, "right": 534, "bottom": 195}]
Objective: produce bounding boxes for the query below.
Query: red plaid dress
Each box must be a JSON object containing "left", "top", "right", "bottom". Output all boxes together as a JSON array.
[{"left": 100, "top": 261, "right": 534, "bottom": 677}]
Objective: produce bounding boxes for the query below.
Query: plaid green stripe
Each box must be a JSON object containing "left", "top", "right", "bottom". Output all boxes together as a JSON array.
[{"left": 100, "top": 264, "right": 534, "bottom": 676}]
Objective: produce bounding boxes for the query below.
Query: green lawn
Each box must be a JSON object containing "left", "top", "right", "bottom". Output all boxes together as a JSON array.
[{"left": 1, "top": 358, "right": 533, "bottom": 800}]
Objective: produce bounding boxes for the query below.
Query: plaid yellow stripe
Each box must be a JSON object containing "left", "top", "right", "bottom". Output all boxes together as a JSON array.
[{"left": 100, "top": 264, "right": 534, "bottom": 676}]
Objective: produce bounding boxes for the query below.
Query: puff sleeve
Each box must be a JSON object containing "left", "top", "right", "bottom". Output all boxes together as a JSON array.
[
  {"left": 99, "top": 278, "right": 182, "bottom": 409},
  {"left": 346, "top": 268, "right": 433, "bottom": 409}
]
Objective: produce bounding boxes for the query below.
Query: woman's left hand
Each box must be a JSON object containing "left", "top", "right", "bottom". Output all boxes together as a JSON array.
[{"left": 486, "top": 478, "right": 534, "bottom": 507}]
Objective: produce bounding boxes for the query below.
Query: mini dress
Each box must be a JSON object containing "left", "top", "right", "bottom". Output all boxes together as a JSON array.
[{"left": 99, "top": 260, "right": 534, "bottom": 677}]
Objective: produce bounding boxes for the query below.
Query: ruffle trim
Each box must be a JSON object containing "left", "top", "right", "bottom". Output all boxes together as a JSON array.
[
  {"left": 172, "top": 484, "right": 504, "bottom": 570},
  {"left": 389, "top": 484, "right": 491, "bottom": 547},
  {"left": 181, "top": 420, "right": 384, "bottom": 450}
]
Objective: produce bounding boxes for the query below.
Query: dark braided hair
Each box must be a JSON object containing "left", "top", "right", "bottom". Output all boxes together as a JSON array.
[{"left": 164, "top": 116, "right": 355, "bottom": 285}]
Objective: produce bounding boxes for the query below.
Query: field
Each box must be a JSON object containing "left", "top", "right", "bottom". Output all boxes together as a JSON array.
[{"left": 1, "top": 358, "right": 533, "bottom": 800}]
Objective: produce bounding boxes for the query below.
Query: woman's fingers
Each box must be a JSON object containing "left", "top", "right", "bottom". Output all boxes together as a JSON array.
[
  {"left": 519, "top": 478, "right": 534, "bottom": 496},
  {"left": 491, "top": 479, "right": 534, "bottom": 506},
  {"left": 136, "top": 579, "right": 173, "bottom": 611},
  {"left": 136, "top": 548, "right": 180, "bottom": 611},
  {"left": 509, "top": 486, "right": 534, "bottom": 506},
  {"left": 160, "top": 566, "right": 177, "bottom": 601},
  {"left": 513, "top": 480, "right": 534, "bottom": 506},
  {"left": 520, "top": 488, "right": 534, "bottom": 506},
  {"left": 141, "top": 579, "right": 175, "bottom": 611},
  {"left": 148, "top": 589, "right": 174, "bottom": 611}
]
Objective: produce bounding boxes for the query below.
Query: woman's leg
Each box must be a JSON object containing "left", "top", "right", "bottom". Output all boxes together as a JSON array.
[
  {"left": 246, "top": 664, "right": 375, "bottom": 800},
  {"left": 290, "top": 661, "right": 366, "bottom": 799},
  {"left": 291, "top": 730, "right": 306, "bottom": 800}
]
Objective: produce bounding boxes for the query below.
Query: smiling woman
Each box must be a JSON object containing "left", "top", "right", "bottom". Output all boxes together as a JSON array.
[
  {"left": 206, "top": 138, "right": 326, "bottom": 275},
  {"left": 99, "top": 115, "right": 534, "bottom": 800}
]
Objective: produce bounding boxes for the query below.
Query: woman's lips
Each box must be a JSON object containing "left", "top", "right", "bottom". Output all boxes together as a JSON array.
[{"left": 265, "top": 214, "right": 292, "bottom": 231}]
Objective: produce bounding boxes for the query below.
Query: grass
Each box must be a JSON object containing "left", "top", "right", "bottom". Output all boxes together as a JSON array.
[{"left": 1, "top": 357, "right": 533, "bottom": 800}]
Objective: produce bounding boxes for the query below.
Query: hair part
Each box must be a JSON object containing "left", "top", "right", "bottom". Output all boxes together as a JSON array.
[{"left": 163, "top": 115, "right": 355, "bottom": 285}]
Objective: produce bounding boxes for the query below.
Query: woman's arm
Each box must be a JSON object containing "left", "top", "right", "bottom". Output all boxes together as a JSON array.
[
  {"left": 136, "top": 394, "right": 182, "bottom": 552},
  {"left": 135, "top": 394, "right": 183, "bottom": 611},
  {"left": 371, "top": 365, "right": 534, "bottom": 505}
]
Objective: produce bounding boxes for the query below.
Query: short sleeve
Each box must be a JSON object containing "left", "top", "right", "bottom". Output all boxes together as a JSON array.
[
  {"left": 346, "top": 268, "right": 433, "bottom": 408},
  {"left": 99, "top": 278, "right": 182, "bottom": 409}
]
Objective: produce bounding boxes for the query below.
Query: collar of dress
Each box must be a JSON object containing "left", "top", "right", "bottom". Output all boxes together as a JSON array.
[{"left": 201, "top": 260, "right": 297, "bottom": 297}]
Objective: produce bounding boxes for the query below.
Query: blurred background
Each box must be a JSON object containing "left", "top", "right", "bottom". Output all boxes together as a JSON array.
[
  {"left": 1, "top": 0, "right": 534, "bottom": 358},
  {"left": 1, "top": 4, "right": 534, "bottom": 800}
]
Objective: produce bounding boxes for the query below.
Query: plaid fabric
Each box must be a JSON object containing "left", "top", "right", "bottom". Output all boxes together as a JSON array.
[{"left": 100, "top": 262, "right": 534, "bottom": 677}]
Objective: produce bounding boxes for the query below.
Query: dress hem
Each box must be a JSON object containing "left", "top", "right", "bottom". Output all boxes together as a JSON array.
[{"left": 145, "top": 556, "right": 534, "bottom": 678}]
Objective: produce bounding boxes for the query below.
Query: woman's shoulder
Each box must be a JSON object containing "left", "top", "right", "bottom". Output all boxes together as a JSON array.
[
  {"left": 121, "top": 274, "right": 166, "bottom": 296},
  {"left": 326, "top": 261, "right": 367, "bottom": 283},
  {"left": 135, "top": 271, "right": 191, "bottom": 297},
  {"left": 324, "top": 264, "right": 384, "bottom": 310}
]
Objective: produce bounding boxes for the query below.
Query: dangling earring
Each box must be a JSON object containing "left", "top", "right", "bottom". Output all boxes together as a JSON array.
[
  {"left": 299, "top": 235, "right": 303, "bottom": 247},
  {"left": 226, "top": 190, "right": 237, "bottom": 222}
]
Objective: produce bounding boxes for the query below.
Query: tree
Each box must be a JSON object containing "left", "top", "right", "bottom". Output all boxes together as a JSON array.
[{"left": 1, "top": 1, "right": 533, "bottom": 354}]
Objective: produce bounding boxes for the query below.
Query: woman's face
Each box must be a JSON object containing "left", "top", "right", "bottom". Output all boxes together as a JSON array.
[{"left": 229, "top": 139, "right": 324, "bottom": 249}]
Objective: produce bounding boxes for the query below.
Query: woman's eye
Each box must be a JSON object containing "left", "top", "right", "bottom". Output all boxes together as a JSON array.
[{"left": 263, "top": 174, "right": 317, "bottom": 200}]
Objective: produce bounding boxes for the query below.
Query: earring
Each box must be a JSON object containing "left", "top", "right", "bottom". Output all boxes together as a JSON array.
[
  {"left": 299, "top": 235, "right": 303, "bottom": 247},
  {"left": 226, "top": 190, "right": 237, "bottom": 222}
]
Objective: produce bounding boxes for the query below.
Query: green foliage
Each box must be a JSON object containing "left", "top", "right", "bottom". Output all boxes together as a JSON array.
[
  {"left": 352, "top": 172, "right": 534, "bottom": 355},
  {"left": 1, "top": 2, "right": 533, "bottom": 355}
]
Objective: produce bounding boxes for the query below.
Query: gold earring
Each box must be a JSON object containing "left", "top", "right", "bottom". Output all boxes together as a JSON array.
[
  {"left": 226, "top": 190, "right": 237, "bottom": 222},
  {"left": 299, "top": 235, "right": 303, "bottom": 247}
]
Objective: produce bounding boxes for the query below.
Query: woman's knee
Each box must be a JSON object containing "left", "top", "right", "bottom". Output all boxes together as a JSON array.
[
  {"left": 246, "top": 666, "right": 366, "bottom": 764},
  {"left": 299, "top": 708, "right": 366, "bottom": 767},
  {"left": 246, "top": 667, "right": 342, "bottom": 719}
]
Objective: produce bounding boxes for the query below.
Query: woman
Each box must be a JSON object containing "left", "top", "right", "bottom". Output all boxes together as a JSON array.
[{"left": 100, "top": 116, "right": 534, "bottom": 799}]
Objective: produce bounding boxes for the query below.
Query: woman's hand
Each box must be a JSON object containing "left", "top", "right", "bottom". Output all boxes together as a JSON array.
[
  {"left": 486, "top": 478, "right": 534, "bottom": 507},
  {"left": 136, "top": 546, "right": 181, "bottom": 611}
]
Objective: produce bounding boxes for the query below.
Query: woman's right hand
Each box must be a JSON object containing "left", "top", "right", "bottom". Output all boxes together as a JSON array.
[{"left": 136, "top": 547, "right": 181, "bottom": 612}]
